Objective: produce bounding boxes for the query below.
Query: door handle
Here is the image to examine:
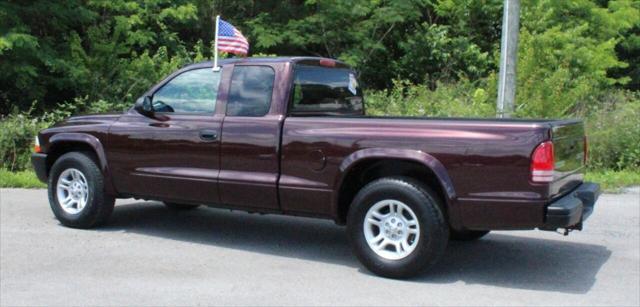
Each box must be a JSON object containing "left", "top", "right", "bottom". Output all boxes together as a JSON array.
[
  {"left": 149, "top": 122, "right": 170, "bottom": 128},
  {"left": 199, "top": 129, "right": 218, "bottom": 141}
]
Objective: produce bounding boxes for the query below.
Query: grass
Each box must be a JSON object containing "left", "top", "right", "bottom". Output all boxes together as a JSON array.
[
  {"left": 0, "top": 169, "right": 46, "bottom": 189},
  {"left": 585, "top": 169, "right": 640, "bottom": 193},
  {"left": 1, "top": 168, "right": 638, "bottom": 192}
]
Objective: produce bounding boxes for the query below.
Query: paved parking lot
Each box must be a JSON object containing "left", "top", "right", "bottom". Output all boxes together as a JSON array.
[{"left": 1, "top": 188, "right": 638, "bottom": 306}]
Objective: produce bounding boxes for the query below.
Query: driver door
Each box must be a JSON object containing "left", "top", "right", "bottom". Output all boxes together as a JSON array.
[{"left": 107, "top": 67, "right": 226, "bottom": 204}]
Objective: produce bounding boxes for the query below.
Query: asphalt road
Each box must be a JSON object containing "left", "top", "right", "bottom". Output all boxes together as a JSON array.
[{"left": 1, "top": 188, "right": 639, "bottom": 306}]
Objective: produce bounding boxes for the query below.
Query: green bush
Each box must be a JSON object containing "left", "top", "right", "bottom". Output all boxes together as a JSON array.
[
  {"left": 0, "top": 97, "right": 129, "bottom": 172},
  {"left": 586, "top": 91, "right": 640, "bottom": 170},
  {"left": 366, "top": 80, "right": 639, "bottom": 172},
  {"left": 3, "top": 82, "right": 637, "bottom": 173},
  {"left": 0, "top": 112, "right": 48, "bottom": 171},
  {"left": 513, "top": 0, "right": 638, "bottom": 118},
  {"left": 365, "top": 79, "right": 495, "bottom": 118}
]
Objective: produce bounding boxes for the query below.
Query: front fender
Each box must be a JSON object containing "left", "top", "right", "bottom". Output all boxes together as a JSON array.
[{"left": 47, "top": 133, "right": 115, "bottom": 195}]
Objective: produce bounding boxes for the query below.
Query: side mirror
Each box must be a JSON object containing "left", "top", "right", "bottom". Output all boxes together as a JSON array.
[{"left": 135, "top": 96, "right": 154, "bottom": 117}]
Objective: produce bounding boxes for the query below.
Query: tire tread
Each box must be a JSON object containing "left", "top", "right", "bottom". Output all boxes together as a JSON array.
[
  {"left": 347, "top": 176, "right": 449, "bottom": 278},
  {"left": 48, "top": 151, "right": 114, "bottom": 228}
]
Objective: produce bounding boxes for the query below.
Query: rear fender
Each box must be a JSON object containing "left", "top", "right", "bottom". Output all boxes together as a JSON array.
[{"left": 335, "top": 148, "right": 461, "bottom": 227}]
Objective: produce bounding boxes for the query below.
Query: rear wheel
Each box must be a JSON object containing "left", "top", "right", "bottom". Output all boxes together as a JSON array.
[
  {"left": 347, "top": 177, "right": 449, "bottom": 279},
  {"left": 164, "top": 202, "right": 200, "bottom": 210},
  {"left": 48, "top": 152, "right": 115, "bottom": 228},
  {"left": 450, "top": 229, "right": 490, "bottom": 241}
]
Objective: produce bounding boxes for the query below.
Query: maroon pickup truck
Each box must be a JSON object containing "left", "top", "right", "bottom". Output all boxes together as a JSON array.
[{"left": 32, "top": 57, "right": 599, "bottom": 278}]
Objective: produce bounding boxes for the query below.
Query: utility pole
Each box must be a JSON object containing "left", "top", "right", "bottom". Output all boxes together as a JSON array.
[{"left": 496, "top": 0, "right": 520, "bottom": 118}]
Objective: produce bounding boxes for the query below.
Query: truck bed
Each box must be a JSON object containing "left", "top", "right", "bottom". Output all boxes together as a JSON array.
[{"left": 281, "top": 114, "right": 586, "bottom": 229}]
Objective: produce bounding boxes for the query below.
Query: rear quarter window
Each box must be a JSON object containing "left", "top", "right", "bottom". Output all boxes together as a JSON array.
[
  {"left": 290, "top": 65, "right": 364, "bottom": 116},
  {"left": 226, "top": 65, "right": 275, "bottom": 117}
]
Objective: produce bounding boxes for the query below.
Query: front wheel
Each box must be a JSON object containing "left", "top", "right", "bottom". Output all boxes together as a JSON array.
[
  {"left": 347, "top": 177, "right": 449, "bottom": 279},
  {"left": 48, "top": 152, "right": 115, "bottom": 228}
]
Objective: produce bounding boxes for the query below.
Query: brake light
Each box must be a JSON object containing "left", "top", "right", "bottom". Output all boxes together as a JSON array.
[
  {"left": 319, "top": 59, "right": 336, "bottom": 67},
  {"left": 583, "top": 136, "right": 588, "bottom": 165},
  {"left": 33, "top": 135, "right": 42, "bottom": 153},
  {"left": 531, "top": 141, "right": 554, "bottom": 182}
]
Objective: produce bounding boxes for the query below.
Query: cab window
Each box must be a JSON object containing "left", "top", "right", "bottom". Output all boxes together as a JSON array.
[
  {"left": 152, "top": 68, "right": 221, "bottom": 113},
  {"left": 226, "top": 66, "right": 275, "bottom": 117},
  {"left": 290, "top": 64, "right": 363, "bottom": 116}
]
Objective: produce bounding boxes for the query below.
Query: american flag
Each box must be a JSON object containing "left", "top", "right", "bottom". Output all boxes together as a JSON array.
[{"left": 217, "top": 18, "right": 249, "bottom": 55}]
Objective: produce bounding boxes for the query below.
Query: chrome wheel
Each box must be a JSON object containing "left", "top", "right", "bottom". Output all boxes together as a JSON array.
[
  {"left": 56, "top": 168, "right": 89, "bottom": 214},
  {"left": 363, "top": 199, "right": 420, "bottom": 260}
]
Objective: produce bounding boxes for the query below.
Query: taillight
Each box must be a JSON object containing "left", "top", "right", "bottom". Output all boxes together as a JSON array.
[
  {"left": 33, "top": 135, "right": 42, "bottom": 153},
  {"left": 531, "top": 141, "right": 554, "bottom": 183},
  {"left": 583, "top": 136, "right": 588, "bottom": 165}
]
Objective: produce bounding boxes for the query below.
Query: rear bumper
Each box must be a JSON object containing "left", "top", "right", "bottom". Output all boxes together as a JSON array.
[
  {"left": 31, "top": 153, "right": 48, "bottom": 183},
  {"left": 543, "top": 182, "right": 600, "bottom": 229}
]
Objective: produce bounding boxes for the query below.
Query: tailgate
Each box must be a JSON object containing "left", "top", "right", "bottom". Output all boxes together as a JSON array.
[{"left": 549, "top": 121, "right": 586, "bottom": 197}]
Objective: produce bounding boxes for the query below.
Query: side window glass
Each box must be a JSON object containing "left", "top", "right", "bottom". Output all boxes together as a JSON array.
[
  {"left": 291, "top": 65, "right": 363, "bottom": 115},
  {"left": 153, "top": 68, "right": 221, "bottom": 113},
  {"left": 226, "top": 66, "right": 275, "bottom": 117}
]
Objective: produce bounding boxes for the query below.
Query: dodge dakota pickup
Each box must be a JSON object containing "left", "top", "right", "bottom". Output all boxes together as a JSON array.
[{"left": 32, "top": 57, "right": 600, "bottom": 278}]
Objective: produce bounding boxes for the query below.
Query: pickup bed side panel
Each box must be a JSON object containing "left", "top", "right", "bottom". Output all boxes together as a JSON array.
[{"left": 280, "top": 117, "right": 551, "bottom": 229}]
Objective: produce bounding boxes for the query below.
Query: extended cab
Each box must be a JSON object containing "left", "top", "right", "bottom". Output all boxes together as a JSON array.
[{"left": 32, "top": 57, "right": 600, "bottom": 278}]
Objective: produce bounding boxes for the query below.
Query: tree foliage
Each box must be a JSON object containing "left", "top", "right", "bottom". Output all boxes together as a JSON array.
[
  {"left": 0, "top": 0, "right": 212, "bottom": 114},
  {"left": 1, "top": 0, "right": 638, "bottom": 115},
  {"left": 0, "top": 0, "right": 639, "bottom": 172},
  {"left": 515, "top": 0, "right": 639, "bottom": 117}
]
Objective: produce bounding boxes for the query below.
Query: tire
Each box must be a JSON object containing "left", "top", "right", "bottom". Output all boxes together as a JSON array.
[
  {"left": 48, "top": 151, "right": 115, "bottom": 228},
  {"left": 163, "top": 202, "right": 200, "bottom": 210},
  {"left": 450, "top": 229, "right": 490, "bottom": 241},
  {"left": 347, "top": 177, "right": 449, "bottom": 279}
]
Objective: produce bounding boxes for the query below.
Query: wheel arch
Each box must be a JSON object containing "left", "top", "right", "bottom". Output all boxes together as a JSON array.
[
  {"left": 333, "top": 148, "right": 459, "bottom": 226},
  {"left": 46, "top": 133, "right": 116, "bottom": 195}
]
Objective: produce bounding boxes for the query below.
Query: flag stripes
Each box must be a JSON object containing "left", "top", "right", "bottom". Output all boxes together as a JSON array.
[{"left": 217, "top": 19, "right": 249, "bottom": 55}]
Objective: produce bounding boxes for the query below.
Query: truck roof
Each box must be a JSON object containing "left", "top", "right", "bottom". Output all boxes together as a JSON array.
[{"left": 182, "top": 56, "right": 349, "bottom": 69}]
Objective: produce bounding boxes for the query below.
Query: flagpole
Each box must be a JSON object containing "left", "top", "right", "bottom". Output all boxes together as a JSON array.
[{"left": 212, "top": 15, "right": 220, "bottom": 71}]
